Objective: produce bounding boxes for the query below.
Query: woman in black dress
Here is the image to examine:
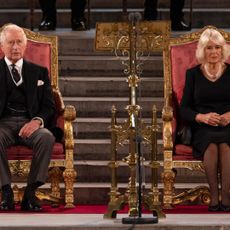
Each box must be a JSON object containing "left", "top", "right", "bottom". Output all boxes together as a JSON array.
[{"left": 180, "top": 28, "right": 230, "bottom": 211}]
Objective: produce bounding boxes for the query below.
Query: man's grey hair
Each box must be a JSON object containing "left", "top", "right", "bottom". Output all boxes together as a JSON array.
[{"left": 0, "top": 24, "right": 27, "bottom": 45}]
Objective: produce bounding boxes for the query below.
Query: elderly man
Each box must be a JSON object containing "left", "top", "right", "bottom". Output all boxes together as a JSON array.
[{"left": 0, "top": 24, "right": 55, "bottom": 211}]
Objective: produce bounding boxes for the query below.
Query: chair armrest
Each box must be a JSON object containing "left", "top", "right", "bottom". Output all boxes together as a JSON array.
[
  {"left": 53, "top": 88, "right": 65, "bottom": 114},
  {"left": 162, "top": 105, "right": 173, "bottom": 151},
  {"left": 64, "top": 105, "right": 76, "bottom": 152}
]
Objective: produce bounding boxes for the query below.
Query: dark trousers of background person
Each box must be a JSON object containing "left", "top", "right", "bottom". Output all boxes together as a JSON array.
[
  {"left": 39, "top": 0, "right": 86, "bottom": 30},
  {"left": 144, "top": 0, "right": 189, "bottom": 30}
]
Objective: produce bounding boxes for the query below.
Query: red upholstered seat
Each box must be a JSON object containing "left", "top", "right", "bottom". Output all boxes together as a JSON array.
[{"left": 7, "top": 143, "right": 65, "bottom": 160}]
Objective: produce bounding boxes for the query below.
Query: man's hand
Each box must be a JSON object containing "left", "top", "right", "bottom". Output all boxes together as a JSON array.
[
  {"left": 195, "top": 112, "right": 221, "bottom": 126},
  {"left": 19, "top": 120, "right": 41, "bottom": 138},
  {"left": 219, "top": 112, "right": 230, "bottom": 126}
]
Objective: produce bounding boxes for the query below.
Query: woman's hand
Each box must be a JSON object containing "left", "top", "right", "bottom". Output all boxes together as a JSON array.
[
  {"left": 195, "top": 113, "right": 221, "bottom": 126},
  {"left": 219, "top": 112, "right": 230, "bottom": 126}
]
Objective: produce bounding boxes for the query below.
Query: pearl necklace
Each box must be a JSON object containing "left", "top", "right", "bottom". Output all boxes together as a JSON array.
[{"left": 203, "top": 63, "right": 223, "bottom": 81}]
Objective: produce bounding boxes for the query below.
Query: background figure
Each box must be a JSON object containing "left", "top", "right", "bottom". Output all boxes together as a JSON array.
[
  {"left": 180, "top": 28, "right": 230, "bottom": 212},
  {"left": 0, "top": 24, "right": 55, "bottom": 211},
  {"left": 39, "top": 0, "right": 87, "bottom": 31},
  {"left": 144, "top": 0, "right": 190, "bottom": 31}
]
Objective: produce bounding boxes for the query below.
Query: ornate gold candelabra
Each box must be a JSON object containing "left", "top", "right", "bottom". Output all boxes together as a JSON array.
[{"left": 95, "top": 20, "right": 170, "bottom": 219}]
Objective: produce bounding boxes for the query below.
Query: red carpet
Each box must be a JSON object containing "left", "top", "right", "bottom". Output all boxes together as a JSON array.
[{"left": 0, "top": 204, "right": 227, "bottom": 214}]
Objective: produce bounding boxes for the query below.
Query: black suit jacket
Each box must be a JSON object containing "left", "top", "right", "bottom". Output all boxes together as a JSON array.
[{"left": 0, "top": 58, "right": 55, "bottom": 128}]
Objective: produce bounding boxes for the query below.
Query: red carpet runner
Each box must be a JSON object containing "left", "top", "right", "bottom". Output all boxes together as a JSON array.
[{"left": 0, "top": 205, "right": 227, "bottom": 214}]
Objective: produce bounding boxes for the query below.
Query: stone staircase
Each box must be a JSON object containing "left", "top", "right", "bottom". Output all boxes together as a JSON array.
[{"left": 1, "top": 0, "right": 229, "bottom": 205}]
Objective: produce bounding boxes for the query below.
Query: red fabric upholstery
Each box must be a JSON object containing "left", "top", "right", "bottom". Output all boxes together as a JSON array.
[
  {"left": 7, "top": 143, "right": 65, "bottom": 160},
  {"left": 0, "top": 40, "right": 51, "bottom": 76},
  {"left": 170, "top": 42, "right": 198, "bottom": 158},
  {"left": 170, "top": 42, "right": 198, "bottom": 105}
]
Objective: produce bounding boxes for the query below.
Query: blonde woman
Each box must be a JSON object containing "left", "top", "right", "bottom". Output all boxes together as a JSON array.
[{"left": 180, "top": 28, "right": 230, "bottom": 211}]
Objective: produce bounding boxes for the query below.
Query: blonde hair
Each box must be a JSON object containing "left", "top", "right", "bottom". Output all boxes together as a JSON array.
[
  {"left": 0, "top": 24, "right": 27, "bottom": 45},
  {"left": 196, "top": 28, "right": 230, "bottom": 63}
]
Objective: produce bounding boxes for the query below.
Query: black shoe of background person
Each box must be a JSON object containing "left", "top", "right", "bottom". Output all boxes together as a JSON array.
[
  {"left": 208, "top": 204, "right": 220, "bottom": 212},
  {"left": 72, "top": 19, "right": 86, "bottom": 31},
  {"left": 0, "top": 187, "right": 15, "bottom": 211},
  {"left": 21, "top": 193, "right": 42, "bottom": 212},
  {"left": 171, "top": 20, "right": 190, "bottom": 31},
  {"left": 220, "top": 203, "right": 230, "bottom": 212},
  {"left": 39, "top": 20, "right": 56, "bottom": 31}
]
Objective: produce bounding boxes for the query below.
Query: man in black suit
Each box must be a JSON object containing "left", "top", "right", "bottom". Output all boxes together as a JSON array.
[
  {"left": 144, "top": 0, "right": 190, "bottom": 31},
  {"left": 39, "top": 0, "right": 86, "bottom": 31},
  {"left": 0, "top": 24, "right": 56, "bottom": 211}
]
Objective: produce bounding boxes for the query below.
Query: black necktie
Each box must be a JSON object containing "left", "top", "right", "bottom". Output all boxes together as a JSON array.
[{"left": 11, "top": 64, "right": 21, "bottom": 84}]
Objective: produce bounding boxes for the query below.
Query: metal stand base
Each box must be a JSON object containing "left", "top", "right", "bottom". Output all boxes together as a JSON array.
[{"left": 122, "top": 216, "right": 158, "bottom": 224}]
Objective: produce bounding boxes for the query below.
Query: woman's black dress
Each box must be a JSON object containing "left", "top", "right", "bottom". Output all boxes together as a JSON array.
[{"left": 180, "top": 63, "right": 230, "bottom": 159}]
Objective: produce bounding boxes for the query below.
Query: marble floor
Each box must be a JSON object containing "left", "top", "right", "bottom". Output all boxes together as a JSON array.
[{"left": 1, "top": 213, "right": 230, "bottom": 230}]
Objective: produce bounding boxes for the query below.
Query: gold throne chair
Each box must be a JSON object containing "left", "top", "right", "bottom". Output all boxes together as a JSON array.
[
  {"left": 161, "top": 26, "right": 230, "bottom": 208},
  {"left": 0, "top": 25, "right": 76, "bottom": 208}
]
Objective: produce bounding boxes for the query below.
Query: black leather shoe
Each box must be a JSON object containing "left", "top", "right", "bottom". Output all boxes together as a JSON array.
[
  {"left": 21, "top": 195, "right": 42, "bottom": 212},
  {"left": 172, "top": 21, "right": 190, "bottom": 31},
  {"left": 72, "top": 20, "right": 86, "bottom": 31},
  {"left": 208, "top": 204, "right": 220, "bottom": 212},
  {"left": 39, "top": 20, "right": 56, "bottom": 31},
  {"left": 220, "top": 203, "right": 230, "bottom": 212},
  {"left": 0, "top": 189, "right": 15, "bottom": 211}
]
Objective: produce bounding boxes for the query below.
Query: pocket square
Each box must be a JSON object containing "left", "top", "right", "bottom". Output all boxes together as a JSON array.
[{"left": 37, "top": 80, "right": 44, "bottom": 86}]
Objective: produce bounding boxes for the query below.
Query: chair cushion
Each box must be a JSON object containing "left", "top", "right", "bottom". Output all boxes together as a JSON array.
[
  {"left": 7, "top": 143, "right": 65, "bottom": 160},
  {"left": 173, "top": 144, "right": 195, "bottom": 160}
]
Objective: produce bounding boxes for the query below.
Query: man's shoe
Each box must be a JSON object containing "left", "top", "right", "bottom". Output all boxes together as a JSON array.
[
  {"left": 21, "top": 194, "right": 42, "bottom": 212},
  {"left": 172, "top": 21, "right": 190, "bottom": 31},
  {"left": 0, "top": 188, "right": 15, "bottom": 211},
  {"left": 39, "top": 20, "right": 56, "bottom": 31},
  {"left": 72, "top": 20, "right": 86, "bottom": 31}
]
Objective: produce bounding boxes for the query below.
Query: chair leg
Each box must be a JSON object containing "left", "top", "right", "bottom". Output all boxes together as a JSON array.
[
  {"left": 49, "top": 167, "right": 62, "bottom": 199},
  {"left": 63, "top": 168, "right": 77, "bottom": 208},
  {"left": 162, "top": 169, "right": 176, "bottom": 209}
]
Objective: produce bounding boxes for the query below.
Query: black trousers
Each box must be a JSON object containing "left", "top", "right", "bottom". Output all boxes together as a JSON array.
[
  {"left": 0, "top": 116, "right": 55, "bottom": 186},
  {"left": 39, "top": 0, "right": 87, "bottom": 23},
  {"left": 144, "top": 0, "right": 185, "bottom": 23}
]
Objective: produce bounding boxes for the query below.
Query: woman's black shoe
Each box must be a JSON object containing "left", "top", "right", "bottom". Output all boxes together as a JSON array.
[
  {"left": 220, "top": 204, "right": 230, "bottom": 212},
  {"left": 208, "top": 204, "right": 220, "bottom": 212}
]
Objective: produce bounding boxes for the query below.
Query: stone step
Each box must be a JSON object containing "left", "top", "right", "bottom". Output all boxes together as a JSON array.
[
  {"left": 74, "top": 139, "right": 163, "bottom": 161},
  {"left": 57, "top": 30, "right": 162, "bottom": 57},
  {"left": 58, "top": 56, "right": 163, "bottom": 76},
  {"left": 74, "top": 117, "right": 163, "bottom": 139},
  {"left": 64, "top": 96, "right": 163, "bottom": 117},
  {"left": 46, "top": 160, "right": 205, "bottom": 184},
  {"left": 59, "top": 77, "right": 164, "bottom": 97}
]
